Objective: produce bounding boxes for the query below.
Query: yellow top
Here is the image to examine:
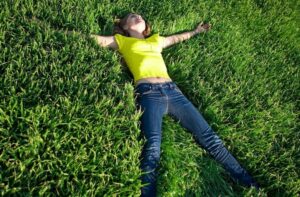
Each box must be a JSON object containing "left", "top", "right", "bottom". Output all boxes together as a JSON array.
[{"left": 114, "top": 33, "right": 171, "bottom": 83}]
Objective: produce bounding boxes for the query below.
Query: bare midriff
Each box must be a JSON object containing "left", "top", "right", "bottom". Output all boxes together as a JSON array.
[{"left": 136, "top": 77, "right": 172, "bottom": 86}]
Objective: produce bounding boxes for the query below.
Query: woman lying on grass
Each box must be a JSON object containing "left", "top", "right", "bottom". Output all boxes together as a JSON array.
[{"left": 90, "top": 13, "right": 259, "bottom": 196}]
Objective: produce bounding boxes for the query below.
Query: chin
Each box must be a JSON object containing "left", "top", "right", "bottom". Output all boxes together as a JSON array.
[{"left": 132, "top": 25, "right": 146, "bottom": 33}]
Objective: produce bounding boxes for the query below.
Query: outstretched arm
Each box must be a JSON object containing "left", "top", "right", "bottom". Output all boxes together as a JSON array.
[
  {"left": 67, "top": 31, "right": 118, "bottom": 49},
  {"left": 90, "top": 34, "right": 118, "bottom": 49},
  {"left": 162, "top": 22, "right": 211, "bottom": 49}
]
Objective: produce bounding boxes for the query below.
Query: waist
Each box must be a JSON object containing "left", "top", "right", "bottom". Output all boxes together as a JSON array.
[
  {"left": 135, "top": 77, "right": 172, "bottom": 86},
  {"left": 135, "top": 81, "right": 176, "bottom": 91}
]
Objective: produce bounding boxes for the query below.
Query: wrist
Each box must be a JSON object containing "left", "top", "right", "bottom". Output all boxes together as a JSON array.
[{"left": 192, "top": 30, "right": 199, "bottom": 36}]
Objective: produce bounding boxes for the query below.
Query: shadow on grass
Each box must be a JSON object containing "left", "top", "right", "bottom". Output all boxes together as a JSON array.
[{"left": 185, "top": 156, "right": 235, "bottom": 197}]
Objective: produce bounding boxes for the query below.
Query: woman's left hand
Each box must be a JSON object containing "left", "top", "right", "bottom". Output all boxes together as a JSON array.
[{"left": 195, "top": 22, "right": 211, "bottom": 34}]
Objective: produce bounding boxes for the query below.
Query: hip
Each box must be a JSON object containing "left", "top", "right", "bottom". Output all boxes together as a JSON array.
[{"left": 134, "top": 81, "right": 183, "bottom": 98}]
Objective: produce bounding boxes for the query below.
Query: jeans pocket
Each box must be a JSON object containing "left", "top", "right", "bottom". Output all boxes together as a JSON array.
[{"left": 135, "top": 86, "right": 153, "bottom": 97}]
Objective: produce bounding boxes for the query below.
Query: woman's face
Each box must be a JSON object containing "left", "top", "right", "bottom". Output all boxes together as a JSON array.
[{"left": 124, "top": 13, "right": 146, "bottom": 33}]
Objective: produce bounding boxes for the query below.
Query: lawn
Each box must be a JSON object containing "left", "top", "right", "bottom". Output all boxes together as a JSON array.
[{"left": 0, "top": 0, "right": 299, "bottom": 196}]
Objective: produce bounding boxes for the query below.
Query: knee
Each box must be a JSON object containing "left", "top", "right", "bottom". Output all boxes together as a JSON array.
[
  {"left": 142, "top": 135, "right": 161, "bottom": 159},
  {"left": 200, "top": 128, "right": 224, "bottom": 152},
  {"left": 144, "top": 132, "right": 161, "bottom": 148},
  {"left": 198, "top": 128, "right": 232, "bottom": 163},
  {"left": 145, "top": 139, "right": 161, "bottom": 156}
]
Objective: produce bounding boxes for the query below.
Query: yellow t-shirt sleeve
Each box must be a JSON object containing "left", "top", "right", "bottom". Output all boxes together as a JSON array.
[{"left": 114, "top": 34, "right": 124, "bottom": 51}]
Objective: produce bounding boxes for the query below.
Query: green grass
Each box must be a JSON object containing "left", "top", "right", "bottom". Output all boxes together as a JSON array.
[{"left": 0, "top": 0, "right": 299, "bottom": 196}]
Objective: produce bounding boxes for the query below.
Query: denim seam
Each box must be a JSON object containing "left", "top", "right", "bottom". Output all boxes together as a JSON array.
[{"left": 165, "top": 93, "right": 169, "bottom": 114}]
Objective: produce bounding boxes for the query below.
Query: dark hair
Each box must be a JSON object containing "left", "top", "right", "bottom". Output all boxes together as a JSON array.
[{"left": 113, "top": 13, "right": 151, "bottom": 37}]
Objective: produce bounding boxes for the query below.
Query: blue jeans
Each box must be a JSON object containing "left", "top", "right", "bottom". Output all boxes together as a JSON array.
[{"left": 135, "top": 82, "right": 258, "bottom": 197}]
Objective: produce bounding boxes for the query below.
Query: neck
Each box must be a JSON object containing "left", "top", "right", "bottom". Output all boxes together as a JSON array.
[{"left": 128, "top": 30, "right": 145, "bottom": 39}]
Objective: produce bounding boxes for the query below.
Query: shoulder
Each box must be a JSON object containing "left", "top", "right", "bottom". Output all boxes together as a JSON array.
[
  {"left": 114, "top": 34, "right": 130, "bottom": 50},
  {"left": 114, "top": 33, "right": 126, "bottom": 40},
  {"left": 148, "top": 33, "right": 161, "bottom": 39},
  {"left": 149, "top": 33, "right": 166, "bottom": 48},
  {"left": 148, "top": 33, "right": 165, "bottom": 42}
]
